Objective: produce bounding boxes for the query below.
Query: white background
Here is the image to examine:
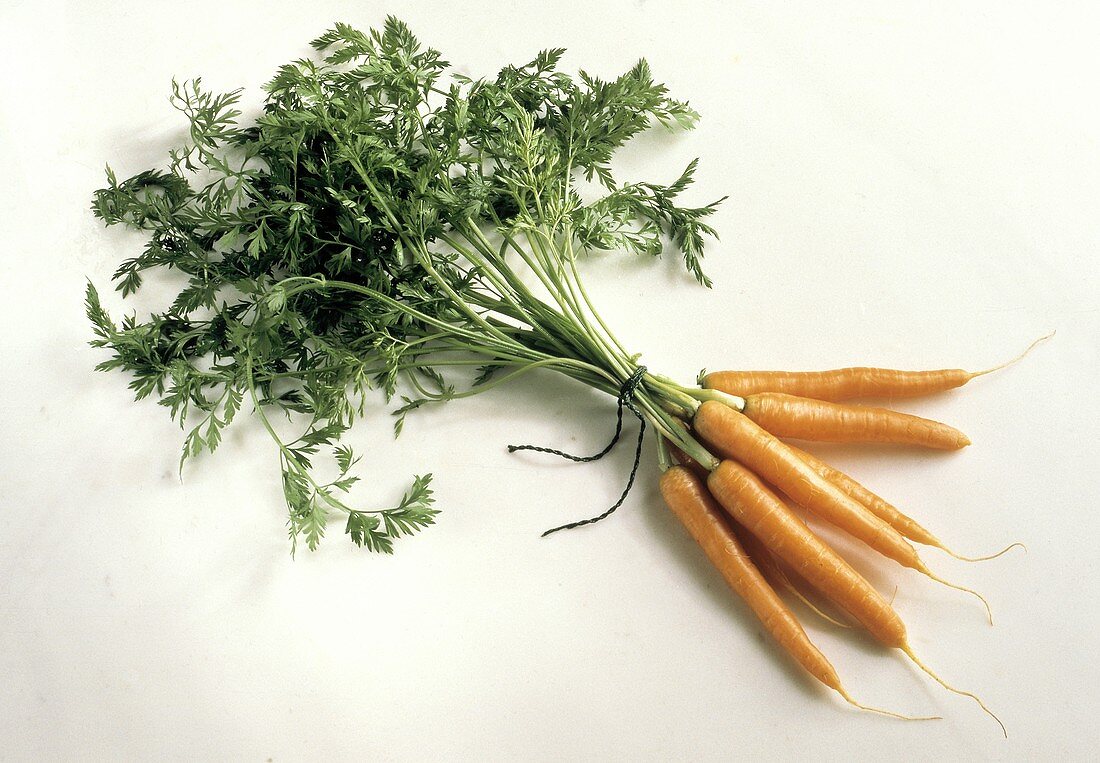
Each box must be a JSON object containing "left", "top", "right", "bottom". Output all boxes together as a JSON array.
[{"left": 2, "top": 1, "right": 1098, "bottom": 760}]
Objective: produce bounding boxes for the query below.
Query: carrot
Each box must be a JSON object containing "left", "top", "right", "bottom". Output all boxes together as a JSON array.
[
  {"left": 785, "top": 443, "right": 940, "bottom": 544},
  {"left": 693, "top": 400, "right": 993, "bottom": 621},
  {"left": 705, "top": 367, "right": 973, "bottom": 402},
  {"left": 666, "top": 435, "right": 707, "bottom": 478},
  {"left": 707, "top": 460, "right": 905, "bottom": 645},
  {"left": 707, "top": 459, "right": 1003, "bottom": 734},
  {"left": 665, "top": 435, "right": 849, "bottom": 626},
  {"left": 702, "top": 333, "right": 1053, "bottom": 401},
  {"left": 787, "top": 443, "right": 1022, "bottom": 562},
  {"left": 659, "top": 465, "right": 918, "bottom": 718},
  {"left": 741, "top": 392, "right": 971, "bottom": 450},
  {"left": 732, "top": 513, "right": 852, "bottom": 629},
  {"left": 695, "top": 400, "right": 932, "bottom": 570}
]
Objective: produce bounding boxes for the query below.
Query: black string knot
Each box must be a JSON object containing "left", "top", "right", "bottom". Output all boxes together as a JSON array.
[{"left": 507, "top": 365, "right": 648, "bottom": 537}]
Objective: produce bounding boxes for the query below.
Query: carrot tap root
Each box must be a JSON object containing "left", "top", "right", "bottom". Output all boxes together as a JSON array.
[
  {"left": 782, "top": 570, "right": 853, "bottom": 629},
  {"left": 705, "top": 366, "right": 970, "bottom": 401},
  {"left": 938, "top": 540, "right": 1027, "bottom": 563},
  {"left": 969, "top": 331, "right": 1055, "bottom": 380},
  {"left": 835, "top": 686, "right": 942, "bottom": 722},
  {"left": 902, "top": 645, "right": 1006, "bottom": 737},
  {"left": 705, "top": 457, "right": 910, "bottom": 649},
  {"left": 658, "top": 466, "right": 853, "bottom": 697},
  {"left": 695, "top": 402, "right": 941, "bottom": 572},
  {"left": 916, "top": 563, "right": 994, "bottom": 625},
  {"left": 786, "top": 443, "right": 958, "bottom": 550},
  {"left": 703, "top": 332, "right": 1053, "bottom": 402}
]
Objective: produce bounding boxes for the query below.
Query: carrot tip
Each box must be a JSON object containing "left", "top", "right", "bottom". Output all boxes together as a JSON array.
[
  {"left": 920, "top": 566, "right": 994, "bottom": 625},
  {"left": 903, "top": 646, "right": 1006, "bottom": 737},
  {"left": 941, "top": 541, "right": 1026, "bottom": 563},
  {"left": 970, "top": 331, "right": 1055, "bottom": 379},
  {"left": 837, "top": 687, "right": 941, "bottom": 721}
]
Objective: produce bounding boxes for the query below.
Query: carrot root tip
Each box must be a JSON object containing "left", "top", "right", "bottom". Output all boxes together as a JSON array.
[
  {"left": 837, "top": 687, "right": 941, "bottom": 722},
  {"left": 941, "top": 541, "right": 1026, "bottom": 563},
  {"left": 902, "top": 646, "right": 1006, "bottom": 737},
  {"left": 921, "top": 567, "right": 994, "bottom": 625},
  {"left": 970, "top": 331, "right": 1055, "bottom": 379},
  {"left": 788, "top": 580, "right": 851, "bottom": 629}
]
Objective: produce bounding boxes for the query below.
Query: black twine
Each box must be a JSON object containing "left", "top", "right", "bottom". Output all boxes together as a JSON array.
[{"left": 507, "top": 365, "right": 648, "bottom": 537}]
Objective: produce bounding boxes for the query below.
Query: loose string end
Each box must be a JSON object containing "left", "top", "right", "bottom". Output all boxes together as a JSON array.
[
  {"left": 540, "top": 410, "right": 646, "bottom": 537},
  {"left": 508, "top": 367, "right": 650, "bottom": 538}
]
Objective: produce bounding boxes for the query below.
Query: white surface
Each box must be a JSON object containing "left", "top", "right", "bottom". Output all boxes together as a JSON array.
[{"left": 2, "top": 2, "right": 1098, "bottom": 760}]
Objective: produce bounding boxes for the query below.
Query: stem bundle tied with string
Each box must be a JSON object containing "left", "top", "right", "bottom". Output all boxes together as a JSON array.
[{"left": 88, "top": 18, "right": 1032, "bottom": 731}]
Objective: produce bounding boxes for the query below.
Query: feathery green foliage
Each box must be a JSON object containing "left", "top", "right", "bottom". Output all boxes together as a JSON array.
[{"left": 88, "top": 17, "right": 724, "bottom": 552}]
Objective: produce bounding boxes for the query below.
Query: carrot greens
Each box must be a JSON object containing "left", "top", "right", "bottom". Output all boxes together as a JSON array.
[{"left": 87, "top": 18, "right": 724, "bottom": 552}]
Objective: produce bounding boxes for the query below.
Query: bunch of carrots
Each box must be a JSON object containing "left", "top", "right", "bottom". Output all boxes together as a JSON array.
[
  {"left": 655, "top": 348, "right": 1045, "bottom": 733},
  {"left": 87, "top": 20, "right": 1042, "bottom": 735}
]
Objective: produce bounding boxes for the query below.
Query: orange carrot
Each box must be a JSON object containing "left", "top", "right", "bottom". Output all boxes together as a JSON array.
[
  {"left": 693, "top": 400, "right": 992, "bottom": 620},
  {"left": 706, "top": 460, "right": 905, "bottom": 646},
  {"left": 695, "top": 401, "right": 929, "bottom": 570},
  {"left": 784, "top": 443, "right": 941, "bottom": 544},
  {"left": 702, "top": 334, "right": 1052, "bottom": 401},
  {"left": 706, "top": 459, "right": 1002, "bottom": 734},
  {"left": 704, "top": 367, "right": 973, "bottom": 402},
  {"left": 732, "top": 512, "right": 851, "bottom": 629},
  {"left": 741, "top": 392, "right": 971, "bottom": 450},
  {"left": 787, "top": 444, "right": 1020, "bottom": 562},
  {"left": 659, "top": 465, "right": 910, "bottom": 716},
  {"left": 666, "top": 436, "right": 849, "bottom": 626}
]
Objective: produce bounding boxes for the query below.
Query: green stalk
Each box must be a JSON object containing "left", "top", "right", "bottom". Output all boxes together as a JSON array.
[
  {"left": 438, "top": 229, "right": 574, "bottom": 359},
  {"left": 527, "top": 228, "right": 633, "bottom": 383},
  {"left": 563, "top": 232, "right": 632, "bottom": 361},
  {"left": 655, "top": 435, "right": 673, "bottom": 472},
  {"left": 277, "top": 278, "right": 538, "bottom": 362}
]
